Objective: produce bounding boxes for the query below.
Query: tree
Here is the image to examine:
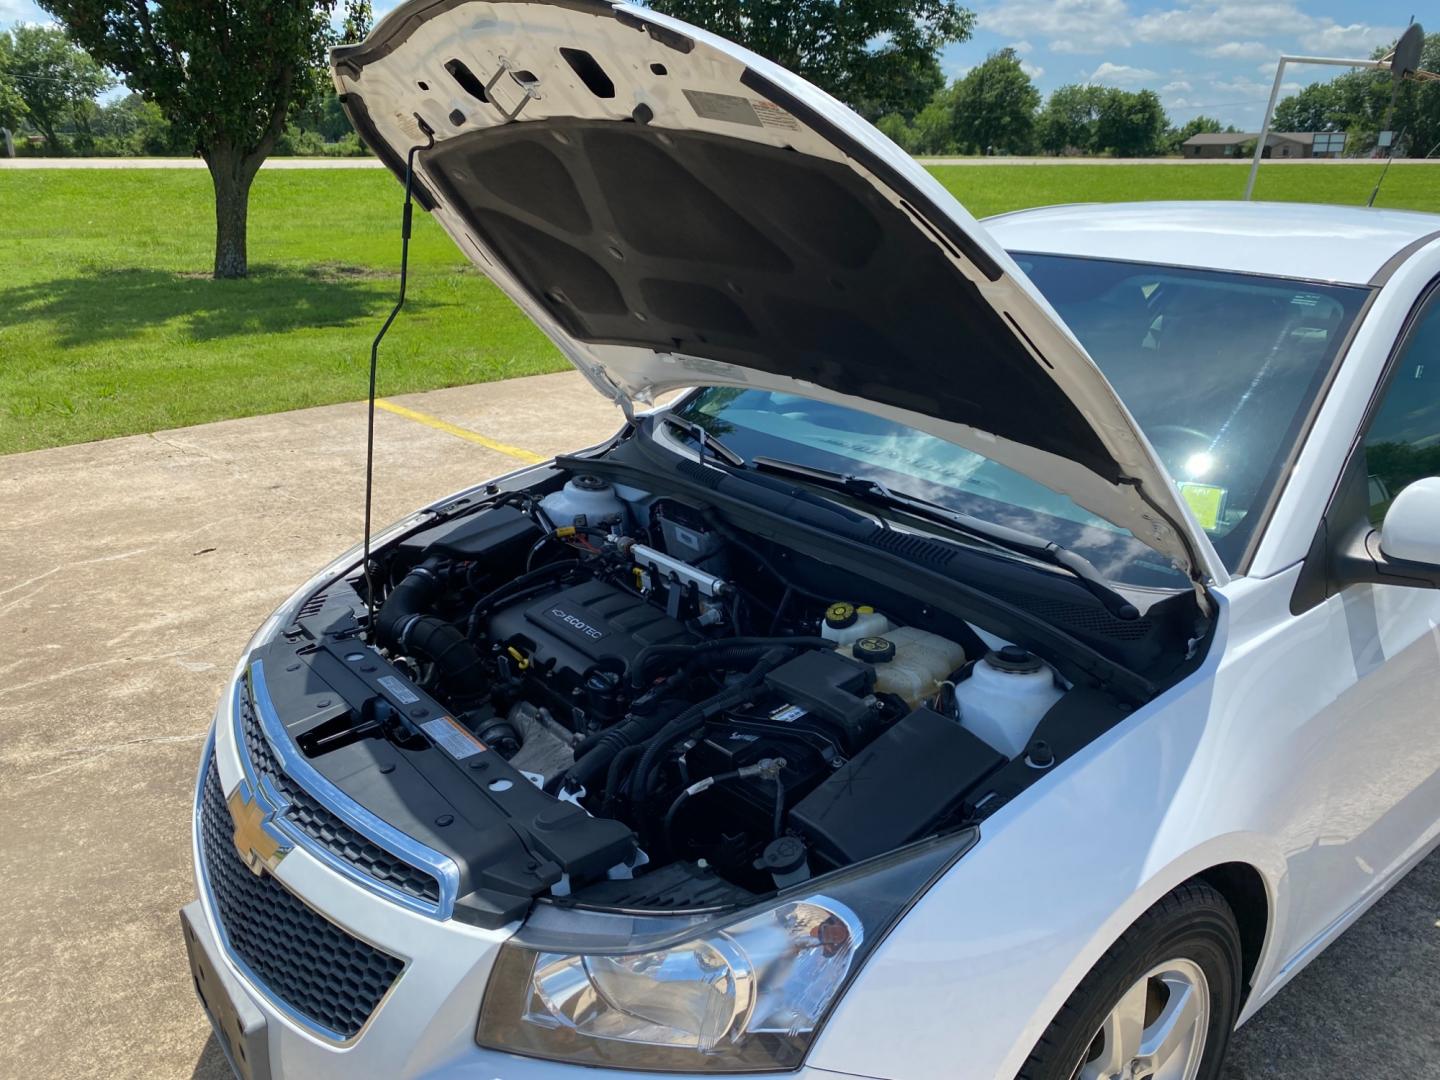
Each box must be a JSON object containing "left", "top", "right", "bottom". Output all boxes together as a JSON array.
[
  {"left": 1267, "top": 32, "right": 1440, "bottom": 157},
  {"left": 1344, "top": 31, "right": 1440, "bottom": 156},
  {"left": 875, "top": 112, "right": 915, "bottom": 151},
  {"left": 1272, "top": 81, "right": 1341, "bottom": 133},
  {"left": 950, "top": 48, "right": 1039, "bottom": 155},
  {"left": 909, "top": 83, "right": 960, "bottom": 153},
  {"left": 645, "top": 0, "right": 974, "bottom": 120},
  {"left": 0, "top": 35, "right": 31, "bottom": 135},
  {"left": 1, "top": 26, "right": 111, "bottom": 153},
  {"left": 1036, "top": 83, "right": 1104, "bottom": 155},
  {"left": 41, "top": 0, "right": 371, "bottom": 277},
  {"left": 1165, "top": 114, "right": 1222, "bottom": 155},
  {"left": 92, "top": 90, "right": 189, "bottom": 155},
  {"left": 1094, "top": 88, "right": 1167, "bottom": 157}
]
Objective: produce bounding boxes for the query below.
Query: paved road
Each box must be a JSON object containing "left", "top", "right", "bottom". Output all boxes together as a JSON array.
[{"left": 0, "top": 375, "right": 1435, "bottom": 1078}]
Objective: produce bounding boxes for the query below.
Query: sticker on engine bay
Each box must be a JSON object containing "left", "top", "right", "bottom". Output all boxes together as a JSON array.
[
  {"left": 421, "top": 716, "right": 488, "bottom": 760},
  {"left": 376, "top": 675, "right": 420, "bottom": 705},
  {"left": 770, "top": 704, "right": 808, "bottom": 723}
]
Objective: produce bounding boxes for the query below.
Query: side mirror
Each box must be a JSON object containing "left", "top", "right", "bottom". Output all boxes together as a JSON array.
[
  {"left": 1378, "top": 477, "right": 1440, "bottom": 567},
  {"left": 1292, "top": 460, "right": 1440, "bottom": 614}
]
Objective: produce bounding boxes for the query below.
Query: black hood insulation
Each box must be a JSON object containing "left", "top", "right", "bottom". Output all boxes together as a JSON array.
[{"left": 421, "top": 118, "right": 1117, "bottom": 481}]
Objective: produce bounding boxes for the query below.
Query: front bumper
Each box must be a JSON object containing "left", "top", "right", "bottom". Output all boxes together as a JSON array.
[{"left": 189, "top": 669, "right": 879, "bottom": 1080}]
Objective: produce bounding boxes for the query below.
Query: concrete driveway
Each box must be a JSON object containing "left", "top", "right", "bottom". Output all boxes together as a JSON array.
[{"left": 0, "top": 372, "right": 1435, "bottom": 1078}]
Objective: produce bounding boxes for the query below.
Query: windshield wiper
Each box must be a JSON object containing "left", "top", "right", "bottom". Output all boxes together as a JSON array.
[
  {"left": 658, "top": 414, "right": 747, "bottom": 468},
  {"left": 751, "top": 457, "right": 1141, "bottom": 622}
]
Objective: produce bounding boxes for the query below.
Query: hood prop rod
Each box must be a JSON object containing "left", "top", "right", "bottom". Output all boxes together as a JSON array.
[{"left": 362, "top": 123, "right": 435, "bottom": 641}]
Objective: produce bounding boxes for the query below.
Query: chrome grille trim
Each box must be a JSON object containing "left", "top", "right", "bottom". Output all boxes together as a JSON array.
[{"left": 234, "top": 659, "right": 461, "bottom": 919}]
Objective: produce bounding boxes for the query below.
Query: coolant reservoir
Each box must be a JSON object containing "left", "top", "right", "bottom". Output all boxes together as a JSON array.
[
  {"left": 842, "top": 627, "right": 964, "bottom": 710},
  {"left": 820, "top": 602, "right": 892, "bottom": 646},
  {"left": 954, "top": 646, "right": 1063, "bottom": 759},
  {"left": 539, "top": 474, "right": 626, "bottom": 528}
]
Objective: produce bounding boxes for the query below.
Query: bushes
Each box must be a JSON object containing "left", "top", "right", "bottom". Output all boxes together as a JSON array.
[{"left": 274, "top": 125, "right": 369, "bottom": 157}]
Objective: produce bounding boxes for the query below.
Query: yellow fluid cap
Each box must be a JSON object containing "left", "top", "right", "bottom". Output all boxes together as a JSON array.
[
  {"left": 857, "top": 605, "right": 874, "bottom": 614},
  {"left": 825, "top": 602, "right": 858, "bottom": 628}
]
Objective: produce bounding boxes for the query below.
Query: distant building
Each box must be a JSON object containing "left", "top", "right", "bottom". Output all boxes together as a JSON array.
[
  {"left": 1181, "top": 132, "right": 1331, "bottom": 159},
  {"left": 1181, "top": 133, "right": 1251, "bottom": 158}
]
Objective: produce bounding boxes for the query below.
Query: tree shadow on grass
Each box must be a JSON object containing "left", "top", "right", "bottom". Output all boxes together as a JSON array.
[{"left": 0, "top": 263, "right": 418, "bottom": 349}]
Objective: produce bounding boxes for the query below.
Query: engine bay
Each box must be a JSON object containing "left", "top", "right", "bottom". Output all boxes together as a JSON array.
[{"left": 253, "top": 456, "right": 1165, "bottom": 924}]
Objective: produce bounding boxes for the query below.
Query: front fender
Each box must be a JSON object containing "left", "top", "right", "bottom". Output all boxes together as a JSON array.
[{"left": 808, "top": 599, "right": 1283, "bottom": 1080}]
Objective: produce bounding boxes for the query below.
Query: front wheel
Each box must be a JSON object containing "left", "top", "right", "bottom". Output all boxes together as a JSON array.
[{"left": 1018, "top": 882, "right": 1243, "bottom": 1080}]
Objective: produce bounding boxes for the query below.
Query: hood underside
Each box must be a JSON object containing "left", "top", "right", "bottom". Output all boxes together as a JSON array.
[{"left": 332, "top": 0, "right": 1224, "bottom": 590}]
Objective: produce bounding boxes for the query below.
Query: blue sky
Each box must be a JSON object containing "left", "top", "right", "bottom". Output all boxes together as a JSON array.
[
  {"left": 0, "top": 0, "right": 1418, "bottom": 129},
  {"left": 941, "top": 0, "right": 1415, "bottom": 127}
]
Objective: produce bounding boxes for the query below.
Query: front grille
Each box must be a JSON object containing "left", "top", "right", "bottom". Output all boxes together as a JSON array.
[
  {"left": 199, "top": 756, "right": 404, "bottom": 1039},
  {"left": 238, "top": 680, "right": 440, "bottom": 905}
]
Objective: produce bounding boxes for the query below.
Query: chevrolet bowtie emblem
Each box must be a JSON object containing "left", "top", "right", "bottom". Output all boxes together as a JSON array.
[{"left": 228, "top": 780, "right": 291, "bottom": 876}]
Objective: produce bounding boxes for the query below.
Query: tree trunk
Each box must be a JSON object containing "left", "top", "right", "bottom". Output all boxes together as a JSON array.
[
  {"left": 206, "top": 145, "right": 258, "bottom": 279},
  {"left": 37, "top": 119, "right": 62, "bottom": 155}
]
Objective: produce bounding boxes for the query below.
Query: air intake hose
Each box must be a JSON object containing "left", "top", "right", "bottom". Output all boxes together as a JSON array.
[{"left": 376, "top": 559, "right": 487, "bottom": 698}]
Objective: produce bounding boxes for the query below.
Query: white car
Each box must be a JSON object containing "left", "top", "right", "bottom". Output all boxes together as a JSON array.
[{"left": 180, "top": 4, "right": 1440, "bottom": 1080}]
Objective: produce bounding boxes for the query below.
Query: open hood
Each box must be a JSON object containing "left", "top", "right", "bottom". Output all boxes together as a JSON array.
[{"left": 331, "top": 0, "right": 1224, "bottom": 591}]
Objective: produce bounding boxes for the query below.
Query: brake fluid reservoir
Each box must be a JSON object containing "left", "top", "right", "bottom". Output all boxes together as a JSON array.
[
  {"left": 539, "top": 474, "right": 626, "bottom": 528},
  {"left": 843, "top": 627, "right": 964, "bottom": 710},
  {"left": 954, "top": 646, "right": 1063, "bottom": 759},
  {"left": 820, "top": 602, "right": 891, "bottom": 646}
]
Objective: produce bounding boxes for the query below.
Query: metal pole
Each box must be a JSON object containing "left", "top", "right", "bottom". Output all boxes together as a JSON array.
[
  {"left": 1244, "top": 56, "right": 1391, "bottom": 200},
  {"left": 1245, "top": 59, "right": 1287, "bottom": 201}
]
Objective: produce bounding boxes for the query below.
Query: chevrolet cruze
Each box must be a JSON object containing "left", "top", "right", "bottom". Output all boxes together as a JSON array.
[{"left": 180, "top": 4, "right": 1440, "bottom": 1079}]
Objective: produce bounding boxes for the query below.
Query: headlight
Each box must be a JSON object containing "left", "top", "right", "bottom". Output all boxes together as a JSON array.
[{"left": 477, "top": 831, "right": 973, "bottom": 1071}]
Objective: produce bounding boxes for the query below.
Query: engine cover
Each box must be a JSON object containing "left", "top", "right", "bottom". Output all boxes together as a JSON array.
[{"left": 486, "top": 578, "right": 695, "bottom": 686}]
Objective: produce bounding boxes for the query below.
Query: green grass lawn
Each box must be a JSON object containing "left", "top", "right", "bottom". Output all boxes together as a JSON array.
[{"left": 2, "top": 161, "right": 1437, "bottom": 455}]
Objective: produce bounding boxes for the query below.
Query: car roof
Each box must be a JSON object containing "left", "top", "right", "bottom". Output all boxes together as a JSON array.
[{"left": 984, "top": 201, "right": 1440, "bottom": 287}]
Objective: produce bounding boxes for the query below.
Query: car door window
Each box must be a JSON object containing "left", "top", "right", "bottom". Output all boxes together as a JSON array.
[{"left": 1365, "top": 289, "right": 1440, "bottom": 524}]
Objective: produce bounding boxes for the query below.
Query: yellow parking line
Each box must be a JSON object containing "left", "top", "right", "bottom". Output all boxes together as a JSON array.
[{"left": 375, "top": 399, "right": 546, "bottom": 464}]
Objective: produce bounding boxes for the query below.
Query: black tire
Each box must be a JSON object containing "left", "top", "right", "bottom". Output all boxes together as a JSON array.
[{"left": 1017, "top": 881, "right": 1243, "bottom": 1080}]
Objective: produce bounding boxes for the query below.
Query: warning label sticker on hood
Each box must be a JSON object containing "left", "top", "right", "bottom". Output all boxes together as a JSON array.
[{"left": 684, "top": 88, "right": 799, "bottom": 130}]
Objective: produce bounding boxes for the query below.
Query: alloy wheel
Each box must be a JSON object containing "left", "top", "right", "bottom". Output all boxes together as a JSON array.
[{"left": 1070, "top": 958, "right": 1211, "bottom": 1080}]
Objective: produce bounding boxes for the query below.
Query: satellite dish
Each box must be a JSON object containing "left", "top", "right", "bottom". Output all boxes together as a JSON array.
[{"left": 1390, "top": 23, "right": 1425, "bottom": 81}]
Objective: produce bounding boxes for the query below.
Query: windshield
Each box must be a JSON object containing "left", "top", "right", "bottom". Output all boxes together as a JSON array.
[{"left": 670, "top": 254, "right": 1370, "bottom": 587}]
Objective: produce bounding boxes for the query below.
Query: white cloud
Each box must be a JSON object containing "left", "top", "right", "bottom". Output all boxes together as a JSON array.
[
  {"left": 1300, "top": 23, "right": 1400, "bottom": 56},
  {"left": 1011, "top": 40, "right": 1035, "bottom": 55},
  {"left": 1133, "top": 2, "right": 1398, "bottom": 56},
  {"left": 1210, "top": 74, "right": 1303, "bottom": 100},
  {"left": 978, "top": 0, "right": 1132, "bottom": 52},
  {"left": 1021, "top": 60, "right": 1047, "bottom": 79},
  {"left": 1134, "top": 3, "right": 1309, "bottom": 44},
  {"left": 1089, "top": 61, "right": 1160, "bottom": 85},
  {"left": 1199, "top": 41, "right": 1276, "bottom": 61},
  {"left": 1163, "top": 80, "right": 1194, "bottom": 93}
]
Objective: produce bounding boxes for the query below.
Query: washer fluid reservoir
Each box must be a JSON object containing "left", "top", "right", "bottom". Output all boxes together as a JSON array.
[
  {"left": 954, "top": 646, "right": 1063, "bottom": 758},
  {"left": 540, "top": 474, "right": 626, "bottom": 528},
  {"left": 842, "top": 627, "right": 964, "bottom": 710}
]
